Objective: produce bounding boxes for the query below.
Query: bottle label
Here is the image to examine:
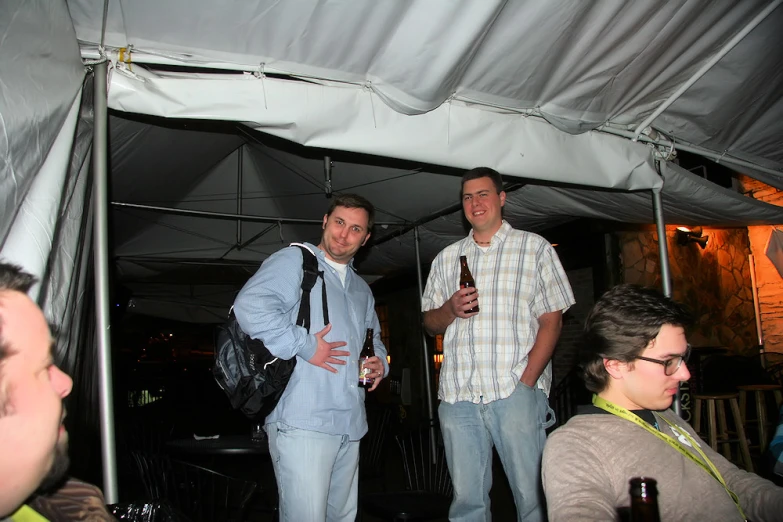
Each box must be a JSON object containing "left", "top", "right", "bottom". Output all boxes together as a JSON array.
[{"left": 359, "top": 357, "right": 374, "bottom": 385}]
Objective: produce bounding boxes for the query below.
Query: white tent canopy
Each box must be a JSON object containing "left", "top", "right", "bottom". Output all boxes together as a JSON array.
[
  {"left": 62, "top": 0, "right": 783, "bottom": 322},
  {"left": 66, "top": 0, "right": 783, "bottom": 185},
  {"left": 3, "top": 0, "right": 783, "bottom": 320}
]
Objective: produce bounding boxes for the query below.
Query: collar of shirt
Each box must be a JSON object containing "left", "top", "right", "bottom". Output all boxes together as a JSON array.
[{"left": 468, "top": 220, "right": 512, "bottom": 250}]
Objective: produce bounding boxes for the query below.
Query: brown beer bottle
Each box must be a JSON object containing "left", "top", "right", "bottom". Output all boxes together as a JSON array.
[
  {"left": 358, "top": 328, "right": 375, "bottom": 388},
  {"left": 629, "top": 478, "right": 661, "bottom": 522},
  {"left": 459, "top": 255, "right": 479, "bottom": 313}
]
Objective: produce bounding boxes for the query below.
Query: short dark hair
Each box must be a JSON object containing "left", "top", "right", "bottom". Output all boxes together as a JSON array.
[
  {"left": 327, "top": 193, "right": 375, "bottom": 231},
  {"left": 0, "top": 263, "right": 35, "bottom": 295},
  {"left": 580, "top": 284, "right": 692, "bottom": 393},
  {"left": 461, "top": 167, "right": 503, "bottom": 196},
  {"left": 0, "top": 263, "right": 37, "bottom": 355}
]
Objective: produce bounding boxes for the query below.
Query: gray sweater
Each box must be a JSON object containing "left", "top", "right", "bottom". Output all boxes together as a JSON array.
[{"left": 542, "top": 408, "right": 783, "bottom": 521}]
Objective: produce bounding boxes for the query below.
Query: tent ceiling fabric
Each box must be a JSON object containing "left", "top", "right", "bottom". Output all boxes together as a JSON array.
[
  {"left": 10, "top": 0, "right": 773, "bottom": 321},
  {"left": 364, "top": 162, "right": 783, "bottom": 277},
  {"left": 67, "top": 0, "right": 783, "bottom": 186},
  {"left": 107, "top": 112, "right": 783, "bottom": 322},
  {"left": 0, "top": 0, "right": 85, "bottom": 245}
]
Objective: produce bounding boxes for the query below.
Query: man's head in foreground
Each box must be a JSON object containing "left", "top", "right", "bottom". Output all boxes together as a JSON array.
[
  {"left": 0, "top": 263, "right": 73, "bottom": 516},
  {"left": 581, "top": 284, "right": 692, "bottom": 411}
]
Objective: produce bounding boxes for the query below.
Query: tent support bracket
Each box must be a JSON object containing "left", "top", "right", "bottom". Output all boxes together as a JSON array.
[{"left": 599, "top": 125, "right": 783, "bottom": 187}]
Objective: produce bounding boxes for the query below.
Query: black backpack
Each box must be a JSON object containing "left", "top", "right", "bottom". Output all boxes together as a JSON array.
[{"left": 213, "top": 244, "right": 328, "bottom": 420}]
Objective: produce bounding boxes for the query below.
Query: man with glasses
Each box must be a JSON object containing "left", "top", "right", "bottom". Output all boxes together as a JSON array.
[{"left": 542, "top": 284, "right": 783, "bottom": 521}]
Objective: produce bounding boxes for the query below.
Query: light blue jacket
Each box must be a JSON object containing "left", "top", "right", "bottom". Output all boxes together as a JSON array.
[{"left": 233, "top": 243, "right": 388, "bottom": 440}]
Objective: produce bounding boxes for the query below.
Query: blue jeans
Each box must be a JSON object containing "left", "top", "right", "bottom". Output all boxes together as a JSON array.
[
  {"left": 439, "top": 383, "right": 555, "bottom": 522},
  {"left": 267, "top": 422, "right": 360, "bottom": 522}
]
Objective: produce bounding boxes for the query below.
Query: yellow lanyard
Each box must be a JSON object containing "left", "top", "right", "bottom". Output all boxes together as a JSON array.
[
  {"left": 592, "top": 395, "right": 747, "bottom": 521},
  {"left": 9, "top": 505, "right": 49, "bottom": 522}
]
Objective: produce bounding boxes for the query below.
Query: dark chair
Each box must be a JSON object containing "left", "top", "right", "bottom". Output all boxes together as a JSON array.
[
  {"left": 132, "top": 452, "right": 163, "bottom": 499},
  {"left": 360, "top": 405, "right": 393, "bottom": 483},
  {"left": 769, "top": 363, "right": 783, "bottom": 387},
  {"left": 362, "top": 426, "right": 453, "bottom": 521},
  {"left": 131, "top": 452, "right": 258, "bottom": 522},
  {"left": 398, "top": 428, "right": 452, "bottom": 498},
  {"left": 356, "top": 405, "right": 393, "bottom": 521}
]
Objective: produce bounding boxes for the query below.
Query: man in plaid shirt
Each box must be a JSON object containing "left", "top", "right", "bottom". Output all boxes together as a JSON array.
[{"left": 422, "top": 167, "right": 574, "bottom": 522}]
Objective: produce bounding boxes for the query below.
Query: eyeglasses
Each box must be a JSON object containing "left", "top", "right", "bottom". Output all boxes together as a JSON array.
[{"left": 634, "top": 344, "right": 691, "bottom": 376}]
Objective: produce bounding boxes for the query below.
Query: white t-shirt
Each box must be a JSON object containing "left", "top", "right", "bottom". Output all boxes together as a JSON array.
[{"left": 323, "top": 256, "right": 349, "bottom": 286}]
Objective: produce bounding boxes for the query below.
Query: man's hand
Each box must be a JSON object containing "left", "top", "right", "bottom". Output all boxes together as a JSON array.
[
  {"left": 423, "top": 286, "right": 480, "bottom": 336},
  {"left": 308, "top": 323, "right": 350, "bottom": 373},
  {"left": 361, "top": 355, "right": 385, "bottom": 392},
  {"left": 448, "top": 286, "right": 480, "bottom": 318}
]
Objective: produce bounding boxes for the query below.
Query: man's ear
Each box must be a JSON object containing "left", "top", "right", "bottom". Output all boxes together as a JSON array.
[
  {"left": 499, "top": 190, "right": 506, "bottom": 207},
  {"left": 603, "top": 358, "right": 627, "bottom": 380},
  {"left": 361, "top": 232, "right": 371, "bottom": 247},
  {"left": 322, "top": 214, "right": 328, "bottom": 229}
]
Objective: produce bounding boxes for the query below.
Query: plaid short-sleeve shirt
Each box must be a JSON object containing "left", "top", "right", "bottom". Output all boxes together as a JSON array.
[{"left": 422, "top": 221, "right": 575, "bottom": 404}]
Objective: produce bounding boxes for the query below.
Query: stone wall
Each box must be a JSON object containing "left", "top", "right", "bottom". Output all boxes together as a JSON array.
[
  {"left": 738, "top": 175, "right": 783, "bottom": 355},
  {"left": 619, "top": 227, "right": 757, "bottom": 354}
]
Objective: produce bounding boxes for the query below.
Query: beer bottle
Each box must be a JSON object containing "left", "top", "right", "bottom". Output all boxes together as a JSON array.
[
  {"left": 629, "top": 477, "right": 661, "bottom": 522},
  {"left": 358, "top": 328, "right": 375, "bottom": 388},
  {"left": 459, "top": 255, "right": 479, "bottom": 313}
]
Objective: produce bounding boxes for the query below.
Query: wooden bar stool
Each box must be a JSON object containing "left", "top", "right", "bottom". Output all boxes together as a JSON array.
[
  {"left": 737, "top": 384, "right": 783, "bottom": 454},
  {"left": 692, "top": 392, "right": 753, "bottom": 472}
]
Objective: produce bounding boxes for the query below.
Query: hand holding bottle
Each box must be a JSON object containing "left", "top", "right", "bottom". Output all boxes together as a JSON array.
[
  {"left": 359, "top": 328, "right": 384, "bottom": 391},
  {"left": 447, "top": 286, "right": 481, "bottom": 318},
  {"left": 448, "top": 255, "right": 479, "bottom": 318}
]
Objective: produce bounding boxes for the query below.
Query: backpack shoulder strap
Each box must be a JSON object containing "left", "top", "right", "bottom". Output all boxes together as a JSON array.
[{"left": 290, "top": 244, "right": 329, "bottom": 331}]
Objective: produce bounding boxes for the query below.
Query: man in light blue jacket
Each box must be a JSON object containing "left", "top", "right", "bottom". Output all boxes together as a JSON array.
[{"left": 234, "top": 193, "right": 388, "bottom": 522}]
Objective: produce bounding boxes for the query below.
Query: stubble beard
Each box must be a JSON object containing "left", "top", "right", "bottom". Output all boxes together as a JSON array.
[{"left": 35, "top": 439, "right": 70, "bottom": 495}]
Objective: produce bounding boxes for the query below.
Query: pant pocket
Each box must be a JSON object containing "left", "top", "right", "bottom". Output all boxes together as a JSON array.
[{"left": 537, "top": 389, "right": 556, "bottom": 429}]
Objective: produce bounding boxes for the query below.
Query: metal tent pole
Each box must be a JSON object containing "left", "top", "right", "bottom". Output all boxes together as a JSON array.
[
  {"left": 652, "top": 189, "right": 673, "bottom": 298},
  {"left": 652, "top": 187, "right": 681, "bottom": 418},
  {"left": 236, "top": 145, "right": 243, "bottom": 245},
  {"left": 414, "top": 226, "right": 438, "bottom": 460},
  {"left": 92, "top": 60, "right": 118, "bottom": 503},
  {"left": 111, "top": 201, "right": 403, "bottom": 226}
]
